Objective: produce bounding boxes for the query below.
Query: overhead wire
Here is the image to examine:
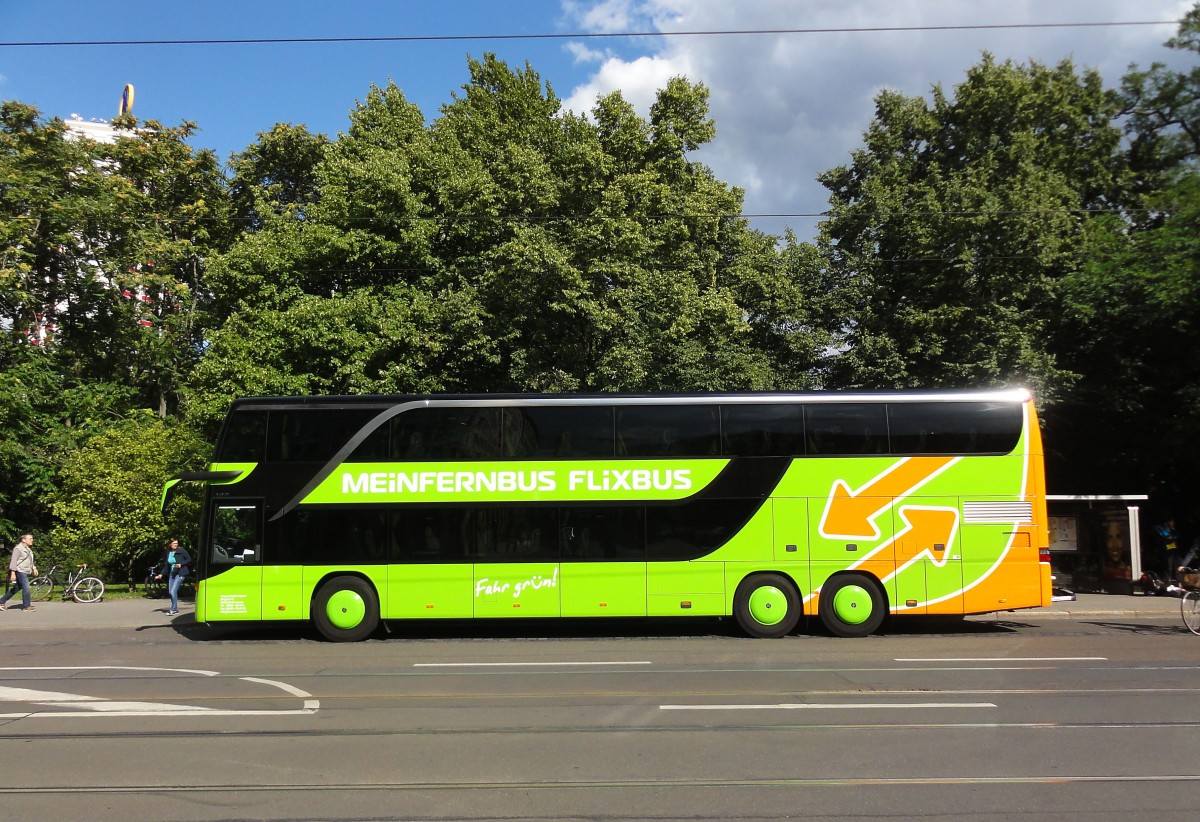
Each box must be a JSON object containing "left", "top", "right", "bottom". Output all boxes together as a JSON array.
[{"left": 0, "top": 20, "right": 1180, "bottom": 49}]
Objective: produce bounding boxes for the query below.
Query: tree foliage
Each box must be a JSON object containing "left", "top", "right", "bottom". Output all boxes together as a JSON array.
[
  {"left": 0, "top": 104, "right": 228, "bottom": 568},
  {"left": 815, "top": 55, "right": 1126, "bottom": 399},
  {"left": 188, "top": 55, "right": 818, "bottom": 435},
  {"left": 49, "top": 413, "right": 207, "bottom": 587}
]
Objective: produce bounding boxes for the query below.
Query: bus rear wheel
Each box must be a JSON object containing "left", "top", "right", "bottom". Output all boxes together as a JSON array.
[
  {"left": 313, "top": 576, "right": 380, "bottom": 642},
  {"left": 818, "top": 574, "right": 885, "bottom": 638},
  {"left": 733, "top": 573, "right": 801, "bottom": 638}
]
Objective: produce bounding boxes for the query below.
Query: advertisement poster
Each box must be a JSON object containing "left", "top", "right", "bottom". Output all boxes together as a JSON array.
[{"left": 1101, "top": 512, "right": 1131, "bottom": 582}]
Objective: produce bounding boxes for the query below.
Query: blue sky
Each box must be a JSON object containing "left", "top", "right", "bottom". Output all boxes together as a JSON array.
[{"left": 0, "top": 1, "right": 1193, "bottom": 238}]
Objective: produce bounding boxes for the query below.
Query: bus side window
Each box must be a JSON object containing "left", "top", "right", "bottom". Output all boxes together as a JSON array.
[
  {"left": 561, "top": 507, "right": 645, "bottom": 560},
  {"left": 721, "top": 404, "right": 805, "bottom": 457},
  {"left": 391, "top": 408, "right": 503, "bottom": 461},
  {"left": 617, "top": 406, "right": 718, "bottom": 458},
  {"left": 347, "top": 424, "right": 390, "bottom": 462},
  {"left": 804, "top": 404, "right": 888, "bottom": 455},
  {"left": 269, "top": 409, "right": 378, "bottom": 462},
  {"left": 211, "top": 504, "right": 261, "bottom": 565},
  {"left": 501, "top": 408, "right": 540, "bottom": 457},
  {"left": 392, "top": 509, "right": 462, "bottom": 562},
  {"left": 887, "top": 402, "right": 1022, "bottom": 454},
  {"left": 505, "top": 406, "right": 614, "bottom": 459},
  {"left": 217, "top": 410, "right": 268, "bottom": 462}
]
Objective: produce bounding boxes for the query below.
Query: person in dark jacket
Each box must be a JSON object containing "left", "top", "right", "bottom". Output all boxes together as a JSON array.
[{"left": 155, "top": 538, "right": 192, "bottom": 616}]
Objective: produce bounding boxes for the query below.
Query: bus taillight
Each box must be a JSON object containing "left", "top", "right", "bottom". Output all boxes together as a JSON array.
[{"left": 1039, "top": 547, "right": 1051, "bottom": 564}]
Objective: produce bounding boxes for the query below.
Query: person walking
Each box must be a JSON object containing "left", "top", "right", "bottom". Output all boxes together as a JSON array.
[
  {"left": 1153, "top": 518, "right": 1180, "bottom": 578},
  {"left": 0, "top": 533, "right": 39, "bottom": 611},
  {"left": 154, "top": 538, "right": 192, "bottom": 616}
]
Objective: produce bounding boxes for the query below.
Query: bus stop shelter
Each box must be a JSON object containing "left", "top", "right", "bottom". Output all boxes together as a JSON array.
[{"left": 1046, "top": 495, "right": 1149, "bottom": 595}]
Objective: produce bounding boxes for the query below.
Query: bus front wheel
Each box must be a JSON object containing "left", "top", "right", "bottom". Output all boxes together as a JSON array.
[
  {"left": 733, "top": 573, "right": 801, "bottom": 638},
  {"left": 818, "top": 574, "right": 885, "bottom": 638},
  {"left": 313, "top": 576, "right": 380, "bottom": 642}
]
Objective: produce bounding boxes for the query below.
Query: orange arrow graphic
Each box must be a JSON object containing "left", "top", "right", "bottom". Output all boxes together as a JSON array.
[
  {"left": 810, "top": 507, "right": 960, "bottom": 608},
  {"left": 818, "top": 456, "right": 958, "bottom": 539}
]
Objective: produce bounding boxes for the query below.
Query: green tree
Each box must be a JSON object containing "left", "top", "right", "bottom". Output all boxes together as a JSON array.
[
  {"left": 0, "top": 103, "right": 227, "bottom": 541},
  {"left": 0, "top": 102, "right": 123, "bottom": 370},
  {"left": 1048, "top": 6, "right": 1200, "bottom": 521},
  {"left": 816, "top": 55, "right": 1126, "bottom": 399},
  {"left": 49, "top": 413, "right": 207, "bottom": 588},
  {"left": 191, "top": 54, "right": 816, "bottom": 426},
  {"left": 99, "top": 116, "right": 232, "bottom": 417},
  {"left": 1049, "top": 175, "right": 1200, "bottom": 517},
  {"left": 1120, "top": 4, "right": 1200, "bottom": 182},
  {"left": 0, "top": 337, "right": 135, "bottom": 544},
  {"left": 228, "top": 122, "right": 329, "bottom": 229}
]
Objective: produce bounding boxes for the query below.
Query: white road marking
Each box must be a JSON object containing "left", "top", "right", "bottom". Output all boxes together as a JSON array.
[
  {"left": 0, "top": 665, "right": 221, "bottom": 675},
  {"left": 413, "top": 661, "right": 652, "bottom": 668},
  {"left": 660, "top": 702, "right": 997, "bottom": 711},
  {"left": 0, "top": 685, "right": 217, "bottom": 713},
  {"left": 0, "top": 666, "right": 318, "bottom": 717},
  {"left": 895, "top": 657, "right": 1107, "bottom": 662}
]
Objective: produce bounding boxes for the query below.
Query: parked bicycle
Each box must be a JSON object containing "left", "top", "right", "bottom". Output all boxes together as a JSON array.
[
  {"left": 27, "top": 564, "right": 106, "bottom": 604},
  {"left": 143, "top": 562, "right": 167, "bottom": 598},
  {"left": 1179, "top": 567, "right": 1200, "bottom": 634}
]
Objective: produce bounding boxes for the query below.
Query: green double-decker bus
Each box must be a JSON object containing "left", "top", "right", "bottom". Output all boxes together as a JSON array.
[{"left": 165, "top": 390, "right": 1052, "bottom": 641}]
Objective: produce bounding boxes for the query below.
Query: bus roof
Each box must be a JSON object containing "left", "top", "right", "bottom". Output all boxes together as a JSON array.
[{"left": 226, "top": 388, "right": 1033, "bottom": 411}]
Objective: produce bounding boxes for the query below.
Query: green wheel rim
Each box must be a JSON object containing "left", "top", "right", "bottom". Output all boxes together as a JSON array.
[
  {"left": 326, "top": 589, "right": 366, "bottom": 630},
  {"left": 747, "top": 585, "right": 788, "bottom": 626},
  {"left": 832, "top": 584, "right": 872, "bottom": 625}
]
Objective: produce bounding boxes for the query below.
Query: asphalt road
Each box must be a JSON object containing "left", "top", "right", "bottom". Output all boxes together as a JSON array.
[{"left": 0, "top": 596, "right": 1197, "bottom": 821}]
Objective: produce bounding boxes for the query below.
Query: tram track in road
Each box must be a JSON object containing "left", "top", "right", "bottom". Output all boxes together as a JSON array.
[
  {"left": 6, "top": 772, "right": 1200, "bottom": 796},
  {"left": 11, "top": 715, "right": 1200, "bottom": 743}
]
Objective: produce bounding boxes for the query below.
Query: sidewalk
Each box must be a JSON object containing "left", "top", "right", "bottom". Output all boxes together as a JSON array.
[
  {"left": 974, "top": 591, "right": 1187, "bottom": 621},
  {"left": 0, "top": 592, "right": 1186, "bottom": 630},
  {"left": 0, "top": 597, "right": 193, "bottom": 629}
]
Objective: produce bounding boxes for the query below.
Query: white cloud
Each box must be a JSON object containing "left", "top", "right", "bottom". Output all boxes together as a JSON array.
[
  {"left": 562, "top": 52, "right": 690, "bottom": 116},
  {"left": 565, "top": 41, "right": 608, "bottom": 64},
  {"left": 560, "top": 0, "right": 1194, "bottom": 238},
  {"left": 562, "top": 0, "right": 649, "bottom": 34}
]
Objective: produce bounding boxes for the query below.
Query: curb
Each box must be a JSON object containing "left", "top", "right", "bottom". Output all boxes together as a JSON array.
[{"left": 973, "top": 608, "right": 1181, "bottom": 621}]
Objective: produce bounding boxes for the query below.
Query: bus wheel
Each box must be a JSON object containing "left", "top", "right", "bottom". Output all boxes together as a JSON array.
[
  {"left": 313, "top": 576, "right": 379, "bottom": 642},
  {"left": 733, "top": 573, "right": 801, "bottom": 638},
  {"left": 818, "top": 574, "right": 885, "bottom": 638}
]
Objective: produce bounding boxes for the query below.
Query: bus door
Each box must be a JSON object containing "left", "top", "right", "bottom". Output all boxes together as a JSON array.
[
  {"left": 890, "top": 498, "right": 963, "bottom": 616},
  {"left": 559, "top": 507, "right": 647, "bottom": 617},
  {"left": 205, "top": 501, "right": 264, "bottom": 620},
  {"left": 471, "top": 508, "right": 561, "bottom": 618}
]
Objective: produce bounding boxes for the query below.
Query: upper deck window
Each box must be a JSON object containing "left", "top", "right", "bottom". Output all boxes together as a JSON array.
[
  {"left": 617, "top": 405, "right": 720, "bottom": 457},
  {"left": 721, "top": 404, "right": 805, "bottom": 457},
  {"left": 391, "top": 407, "right": 504, "bottom": 461},
  {"left": 804, "top": 403, "right": 889, "bottom": 455},
  {"left": 887, "top": 401, "right": 1021, "bottom": 455},
  {"left": 216, "top": 410, "right": 268, "bottom": 462},
  {"left": 504, "top": 406, "right": 615, "bottom": 458},
  {"left": 268, "top": 408, "right": 378, "bottom": 462}
]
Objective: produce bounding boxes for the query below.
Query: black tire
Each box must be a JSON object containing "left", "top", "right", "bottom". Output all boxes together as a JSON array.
[
  {"left": 28, "top": 577, "right": 54, "bottom": 602},
  {"left": 71, "top": 577, "right": 105, "bottom": 604},
  {"left": 733, "top": 573, "right": 801, "bottom": 638},
  {"left": 818, "top": 574, "right": 886, "bottom": 638},
  {"left": 1183, "top": 591, "right": 1200, "bottom": 635},
  {"left": 312, "top": 576, "right": 380, "bottom": 642}
]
